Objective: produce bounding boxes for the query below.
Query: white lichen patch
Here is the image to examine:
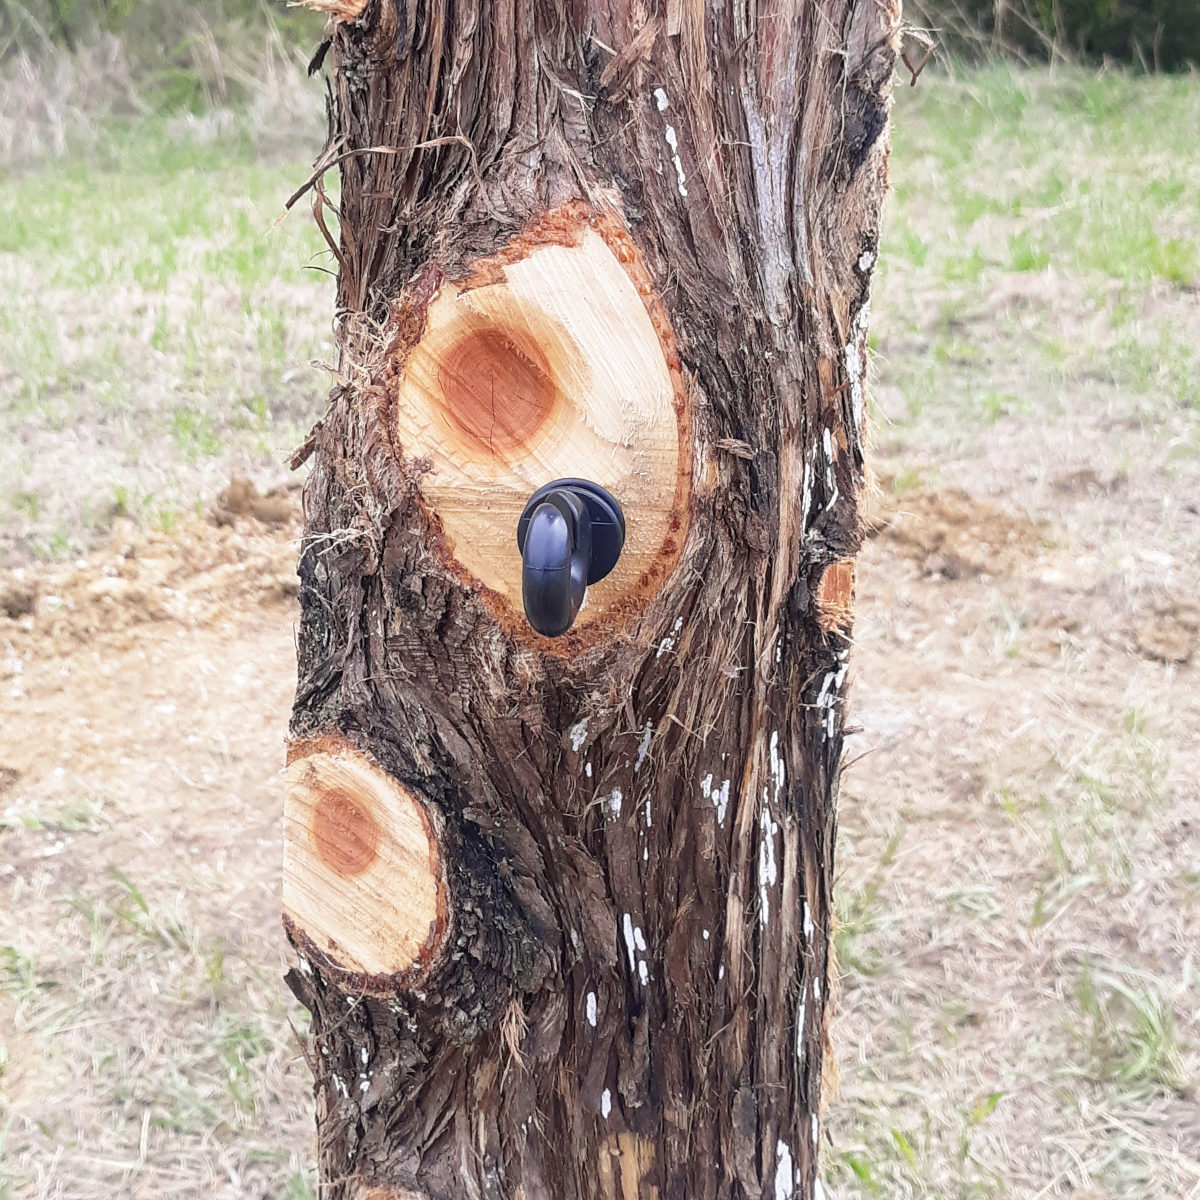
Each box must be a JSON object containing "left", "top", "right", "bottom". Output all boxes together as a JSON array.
[
  {"left": 601, "top": 1088, "right": 612, "bottom": 1119},
  {"left": 608, "top": 787, "right": 623, "bottom": 818},
  {"left": 586, "top": 991, "right": 598, "bottom": 1027},
  {"left": 652, "top": 87, "right": 689, "bottom": 197},
  {"left": 775, "top": 1140, "right": 795, "bottom": 1200},
  {"left": 568, "top": 718, "right": 589, "bottom": 753}
]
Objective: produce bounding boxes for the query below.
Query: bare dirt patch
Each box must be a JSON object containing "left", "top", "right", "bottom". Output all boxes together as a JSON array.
[{"left": 0, "top": 491, "right": 314, "bottom": 1199}]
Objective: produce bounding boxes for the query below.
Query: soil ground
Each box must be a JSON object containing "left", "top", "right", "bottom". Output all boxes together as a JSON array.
[{"left": 2, "top": 63, "right": 1199, "bottom": 1200}]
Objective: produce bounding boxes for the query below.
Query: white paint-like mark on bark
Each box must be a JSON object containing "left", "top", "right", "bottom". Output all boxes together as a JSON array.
[
  {"left": 845, "top": 337, "right": 864, "bottom": 435},
  {"left": 333, "top": 1075, "right": 348, "bottom": 1099},
  {"left": 656, "top": 615, "right": 684, "bottom": 658},
  {"left": 796, "top": 996, "right": 807, "bottom": 1059},
  {"left": 633, "top": 926, "right": 647, "bottom": 953},
  {"left": 769, "top": 730, "right": 786, "bottom": 799},
  {"left": 823, "top": 427, "right": 839, "bottom": 510},
  {"left": 811, "top": 1114, "right": 820, "bottom": 1145},
  {"left": 360, "top": 1047, "right": 369, "bottom": 1064},
  {"left": 758, "top": 800, "right": 779, "bottom": 925},
  {"left": 653, "top": 88, "right": 689, "bottom": 197},
  {"left": 702, "top": 771, "right": 727, "bottom": 823},
  {"left": 638, "top": 959, "right": 649, "bottom": 985},
  {"left": 585, "top": 761, "right": 593, "bottom": 778},
  {"left": 586, "top": 991, "right": 597, "bottom": 1027},
  {"left": 359, "top": 1077, "right": 370, "bottom": 1094},
  {"left": 664, "top": 126, "right": 689, "bottom": 196},
  {"left": 601, "top": 1089, "right": 612, "bottom": 1119},
  {"left": 298, "top": 956, "right": 311, "bottom": 976},
  {"left": 858, "top": 249, "right": 875, "bottom": 272},
  {"left": 813, "top": 978, "right": 822, "bottom": 1000},
  {"left": 635, "top": 721, "right": 653, "bottom": 773},
  {"left": 775, "top": 1141, "right": 795, "bottom": 1199},
  {"left": 702, "top": 773, "right": 731, "bottom": 825},
  {"left": 845, "top": 299, "right": 872, "bottom": 439},
  {"left": 622, "top": 914, "right": 638, "bottom": 972},
  {"left": 803, "top": 901, "right": 814, "bottom": 942},
  {"left": 568, "top": 718, "right": 589, "bottom": 753},
  {"left": 644, "top": 798, "right": 653, "bottom": 827},
  {"left": 702, "top": 928, "right": 710, "bottom": 941},
  {"left": 608, "top": 787, "right": 623, "bottom": 818}
]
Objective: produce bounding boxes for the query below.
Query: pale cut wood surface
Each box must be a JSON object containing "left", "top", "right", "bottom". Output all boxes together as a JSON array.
[
  {"left": 283, "top": 743, "right": 444, "bottom": 979},
  {"left": 393, "top": 223, "right": 685, "bottom": 628}
]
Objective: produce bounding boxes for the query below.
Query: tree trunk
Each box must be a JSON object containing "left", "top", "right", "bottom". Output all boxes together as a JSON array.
[{"left": 283, "top": 3, "right": 900, "bottom": 1198}]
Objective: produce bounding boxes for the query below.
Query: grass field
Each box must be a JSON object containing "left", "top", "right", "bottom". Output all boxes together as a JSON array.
[
  {"left": 1, "top": 58, "right": 1198, "bottom": 1200},
  {"left": 0, "top": 67, "right": 329, "bottom": 564}
]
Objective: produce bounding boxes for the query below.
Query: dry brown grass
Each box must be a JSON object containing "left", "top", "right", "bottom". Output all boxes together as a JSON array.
[{"left": 0, "top": 506, "right": 314, "bottom": 1198}]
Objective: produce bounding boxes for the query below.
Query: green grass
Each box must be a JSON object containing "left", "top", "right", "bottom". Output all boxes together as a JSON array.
[
  {"left": 1073, "top": 967, "right": 1191, "bottom": 1099},
  {"left": 888, "top": 68, "right": 1200, "bottom": 286},
  {"left": 0, "top": 106, "right": 331, "bottom": 559},
  {"left": 873, "top": 64, "right": 1200, "bottom": 463}
]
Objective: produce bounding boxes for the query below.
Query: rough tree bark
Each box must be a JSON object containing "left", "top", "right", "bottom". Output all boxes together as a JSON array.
[{"left": 283, "top": 3, "right": 900, "bottom": 1198}]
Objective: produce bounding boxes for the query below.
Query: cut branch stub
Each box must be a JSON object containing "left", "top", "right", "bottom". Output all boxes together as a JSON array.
[
  {"left": 282, "top": 739, "right": 447, "bottom": 984},
  {"left": 392, "top": 207, "right": 690, "bottom": 637}
]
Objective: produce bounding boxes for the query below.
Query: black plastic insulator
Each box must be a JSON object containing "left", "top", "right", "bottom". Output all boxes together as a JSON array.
[{"left": 516, "top": 479, "right": 626, "bottom": 637}]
